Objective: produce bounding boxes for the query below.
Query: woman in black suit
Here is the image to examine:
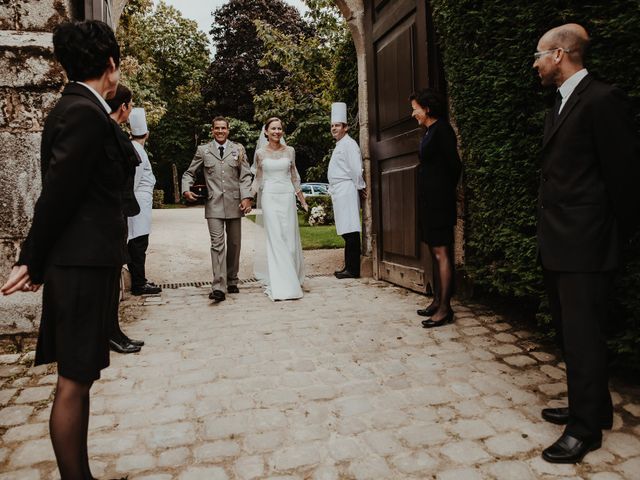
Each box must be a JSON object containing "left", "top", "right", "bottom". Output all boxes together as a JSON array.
[
  {"left": 410, "top": 88, "right": 462, "bottom": 328},
  {"left": 106, "top": 84, "right": 147, "bottom": 354},
  {"left": 1, "top": 21, "right": 125, "bottom": 479}
]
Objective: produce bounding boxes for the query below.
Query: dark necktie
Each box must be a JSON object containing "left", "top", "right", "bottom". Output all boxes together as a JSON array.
[
  {"left": 218, "top": 146, "right": 224, "bottom": 158},
  {"left": 553, "top": 90, "right": 563, "bottom": 120}
]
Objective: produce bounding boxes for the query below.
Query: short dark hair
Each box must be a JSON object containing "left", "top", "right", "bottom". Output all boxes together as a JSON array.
[
  {"left": 212, "top": 116, "right": 229, "bottom": 127},
  {"left": 409, "top": 88, "right": 447, "bottom": 118},
  {"left": 52, "top": 20, "right": 120, "bottom": 81},
  {"left": 106, "top": 84, "right": 132, "bottom": 111}
]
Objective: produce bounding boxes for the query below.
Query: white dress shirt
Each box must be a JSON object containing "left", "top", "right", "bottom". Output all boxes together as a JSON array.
[
  {"left": 558, "top": 68, "right": 588, "bottom": 114},
  {"left": 76, "top": 81, "right": 112, "bottom": 113}
]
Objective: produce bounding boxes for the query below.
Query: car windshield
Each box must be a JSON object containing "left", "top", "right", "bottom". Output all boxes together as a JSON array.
[{"left": 315, "top": 185, "right": 328, "bottom": 193}]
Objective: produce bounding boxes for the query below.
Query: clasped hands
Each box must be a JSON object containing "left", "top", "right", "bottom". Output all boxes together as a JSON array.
[
  {"left": 1, "top": 265, "right": 41, "bottom": 296},
  {"left": 183, "top": 191, "right": 253, "bottom": 214},
  {"left": 240, "top": 198, "right": 252, "bottom": 214}
]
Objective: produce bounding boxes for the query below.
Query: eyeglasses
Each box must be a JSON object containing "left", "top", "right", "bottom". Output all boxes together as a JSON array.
[{"left": 533, "top": 47, "right": 572, "bottom": 60}]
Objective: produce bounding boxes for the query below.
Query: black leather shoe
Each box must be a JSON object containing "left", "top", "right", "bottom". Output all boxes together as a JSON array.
[
  {"left": 227, "top": 285, "right": 239, "bottom": 294},
  {"left": 109, "top": 338, "right": 141, "bottom": 354},
  {"left": 542, "top": 433, "right": 601, "bottom": 464},
  {"left": 209, "top": 290, "right": 226, "bottom": 302},
  {"left": 421, "top": 311, "right": 454, "bottom": 328},
  {"left": 334, "top": 270, "right": 359, "bottom": 279},
  {"left": 334, "top": 268, "right": 346, "bottom": 275},
  {"left": 417, "top": 305, "right": 438, "bottom": 317},
  {"left": 131, "top": 283, "right": 161, "bottom": 295},
  {"left": 541, "top": 407, "right": 613, "bottom": 429},
  {"left": 123, "top": 335, "right": 144, "bottom": 347}
]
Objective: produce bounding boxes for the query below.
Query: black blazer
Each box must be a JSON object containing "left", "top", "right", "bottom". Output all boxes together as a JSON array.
[
  {"left": 537, "top": 74, "right": 640, "bottom": 272},
  {"left": 417, "top": 118, "right": 462, "bottom": 229},
  {"left": 111, "top": 120, "right": 141, "bottom": 218},
  {"left": 18, "top": 83, "right": 129, "bottom": 284}
]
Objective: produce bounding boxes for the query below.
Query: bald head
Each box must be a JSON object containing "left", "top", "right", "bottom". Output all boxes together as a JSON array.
[{"left": 540, "top": 23, "right": 590, "bottom": 65}]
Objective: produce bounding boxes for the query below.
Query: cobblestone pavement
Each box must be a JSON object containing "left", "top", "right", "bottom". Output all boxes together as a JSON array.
[{"left": 1, "top": 277, "right": 640, "bottom": 479}]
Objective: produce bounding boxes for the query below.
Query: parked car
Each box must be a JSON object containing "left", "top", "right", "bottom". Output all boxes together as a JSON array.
[{"left": 300, "top": 182, "right": 330, "bottom": 198}]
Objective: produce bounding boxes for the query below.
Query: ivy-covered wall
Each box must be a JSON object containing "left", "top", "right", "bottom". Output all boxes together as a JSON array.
[{"left": 429, "top": 1, "right": 640, "bottom": 368}]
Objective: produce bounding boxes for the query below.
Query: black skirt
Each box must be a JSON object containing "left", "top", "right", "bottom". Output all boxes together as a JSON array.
[
  {"left": 36, "top": 265, "right": 121, "bottom": 383},
  {"left": 421, "top": 224, "right": 454, "bottom": 247}
]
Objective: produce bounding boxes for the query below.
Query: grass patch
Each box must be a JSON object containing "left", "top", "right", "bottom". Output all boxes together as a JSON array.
[{"left": 245, "top": 213, "right": 343, "bottom": 250}]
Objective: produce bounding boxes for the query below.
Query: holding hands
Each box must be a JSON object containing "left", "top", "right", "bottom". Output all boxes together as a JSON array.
[{"left": 240, "top": 198, "right": 253, "bottom": 215}]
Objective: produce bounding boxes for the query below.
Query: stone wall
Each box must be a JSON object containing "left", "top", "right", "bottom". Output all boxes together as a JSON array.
[{"left": 0, "top": 0, "right": 71, "bottom": 334}]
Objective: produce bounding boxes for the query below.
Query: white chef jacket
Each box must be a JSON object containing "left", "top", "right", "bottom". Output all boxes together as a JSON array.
[
  {"left": 328, "top": 134, "right": 365, "bottom": 235},
  {"left": 127, "top": 142, "right": 156, "bottom": 241}
]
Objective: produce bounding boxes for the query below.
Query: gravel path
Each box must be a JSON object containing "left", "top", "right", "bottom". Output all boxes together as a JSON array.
[{"left": 145, "top": 206, "right": 343, "bottom": 284}]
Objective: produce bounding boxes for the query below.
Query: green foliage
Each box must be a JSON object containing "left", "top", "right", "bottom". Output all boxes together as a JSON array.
[
  {"left": 152, "top": 189, "right": 164, "bottom": 209},
  {"left": 202, "top": 0, "right": 311, "bottom": 122},
  {"left": 253, "top": 2, "right": 357, "bottom": 182},
  {"left": 430, "top": 0, "right": 640, "bottom": 368},
  {"left": 307, "top": 33, "right": 359, "bottom": 181},
  {"left": 117, "top": 0, "right": 211, "bottom": 201},
  {"left": 228, "top": 118, "right": 261, "bottom": 161}
]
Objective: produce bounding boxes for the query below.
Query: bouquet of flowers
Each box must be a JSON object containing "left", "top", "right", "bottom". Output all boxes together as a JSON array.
[{"left": 308, "top": 205, "right": 327, "bottom": 226}]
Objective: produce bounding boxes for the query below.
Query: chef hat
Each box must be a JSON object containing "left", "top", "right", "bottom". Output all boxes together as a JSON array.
[
  {"left": 331, "top": 102, "right": 347, "bottom": 124},
  {"left": 129, "top": 107, "right": 148, "bottom": 136}
]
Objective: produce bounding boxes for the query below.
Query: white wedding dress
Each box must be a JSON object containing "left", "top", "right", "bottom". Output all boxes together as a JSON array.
[{"left": 252, "top": 146, "right": 305, "bottom": 300}]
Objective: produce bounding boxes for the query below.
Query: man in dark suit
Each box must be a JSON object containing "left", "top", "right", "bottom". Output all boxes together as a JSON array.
[{"left": 534, "top": 23, "right": 639, "bottom": 463}]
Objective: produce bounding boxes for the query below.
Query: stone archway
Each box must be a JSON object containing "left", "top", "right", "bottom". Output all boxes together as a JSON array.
[
  {"left": 112, "top": 0, "right": 373, "bottom": 270},
  {"left": 113, "top": 0, "right": 373, "bottom": 265},
  {"left": 0, "top": 0, "right": 373, "bottom": 333}
]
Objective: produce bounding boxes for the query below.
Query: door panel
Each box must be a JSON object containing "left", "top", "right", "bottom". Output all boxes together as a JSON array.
[
  {"left": 375, "top": 17, "right": 416, "bottom": 140},
  {"left": 84, "top": 0, "right": 113, "bottom": 25},
  {"left": 366, "top": 0, "right": 443, "bottom": 292}
]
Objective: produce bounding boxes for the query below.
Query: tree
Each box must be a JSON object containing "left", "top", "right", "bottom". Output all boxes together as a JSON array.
[
  {"left": 117, "top": 0, "right": 211, "bottom": 201},
  {"left": 202, "top": 0, "right": 311, "bottom": 122}
]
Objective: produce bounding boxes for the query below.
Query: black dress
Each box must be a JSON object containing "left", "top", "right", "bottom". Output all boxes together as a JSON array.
[
  {"left": 417, "top": 118, "right": 462, "bottom": 246},
  {"left": 18, "top": 83, "right": 129, "bottom": 383}
]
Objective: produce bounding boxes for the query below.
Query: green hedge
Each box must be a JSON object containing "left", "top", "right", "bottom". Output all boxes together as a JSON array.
[{"left": 430, "top": 0, "right": 640, "bottom": 369}]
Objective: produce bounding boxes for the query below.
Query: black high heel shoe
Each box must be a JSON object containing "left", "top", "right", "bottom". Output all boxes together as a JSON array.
[
  {"left": 421, "top": 310, "right": 454, "bottom": 328},
  {"left": 417, "top": 305, "right": 438, "bottom": 317}
]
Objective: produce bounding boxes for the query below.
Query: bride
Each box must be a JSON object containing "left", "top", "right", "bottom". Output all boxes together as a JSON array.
[{"left": 252, "top": 117, "right": 308, "bottom": 300}]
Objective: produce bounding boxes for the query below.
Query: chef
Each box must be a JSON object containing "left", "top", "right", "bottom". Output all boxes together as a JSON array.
[
  {"left": 127, "top": 108, "right": 161, "bottom": 296},
  {"left": 328, "top": 102, "right": 366, "bottom": 279}
]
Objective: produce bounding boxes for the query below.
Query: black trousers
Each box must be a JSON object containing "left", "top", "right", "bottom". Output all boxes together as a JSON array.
[
  {"left": 127, "top": 234, "right": 149, "bottom": 288},
  {"left": 342, "top": 232, "right": 361, "bottom": 275},
  {"left": 542, "top": 268, "right": 613, "bottom": 441}
]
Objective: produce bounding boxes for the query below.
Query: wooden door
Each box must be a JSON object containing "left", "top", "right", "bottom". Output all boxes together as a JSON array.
[
  {"left": 365, "top": 0, "right": 444, "bottom": 292},
  {"left": 82, "top": 0, "right": 114, "bottom": 25}
]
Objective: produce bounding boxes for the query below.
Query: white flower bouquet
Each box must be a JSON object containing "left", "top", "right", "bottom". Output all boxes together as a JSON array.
[{"left": 308, "top": 205, "right": 327, "bottom": 226}]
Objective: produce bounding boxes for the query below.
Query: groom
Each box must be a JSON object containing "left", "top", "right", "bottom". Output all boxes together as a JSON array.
[{"left": 182, "top": 116, "right": 253, "bottom": 302}]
